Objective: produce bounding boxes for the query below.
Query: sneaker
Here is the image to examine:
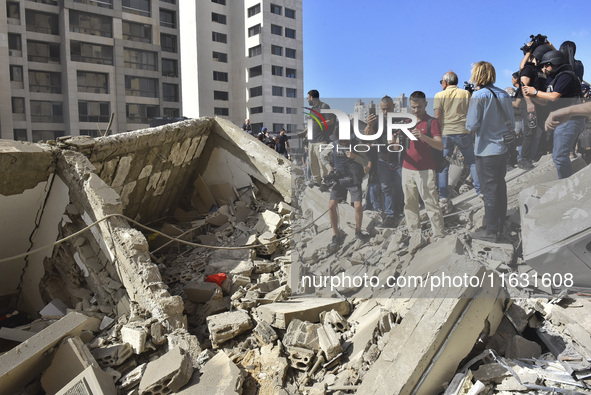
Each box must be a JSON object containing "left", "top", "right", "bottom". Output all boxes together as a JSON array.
[
  {"left": 470, "top": 229, "right": 497, "bottom": 243},
  {"left": 381, "top": 217, "right": 399, "bottom": 228},
  {"left": 355, "top": 231, "right": 369, "bottom": 243},
  {"left": 518, "top": 159, "right": 534, "bottom": 170},
  {"left": 328, "top": 234, "right": 342, "bottom": 252},
  {"left": 439, "top": 198, "right": 453, "bottom": 214}
]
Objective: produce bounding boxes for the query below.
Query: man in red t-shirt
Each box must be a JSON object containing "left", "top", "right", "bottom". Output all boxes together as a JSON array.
[{"left": 402, "top": 91, "right": 445, "bottom": 252}]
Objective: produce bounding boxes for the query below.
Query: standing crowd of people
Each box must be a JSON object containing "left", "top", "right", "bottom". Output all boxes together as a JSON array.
[{"left": 298, "top": 35, "right": 589, "bottom": 251}]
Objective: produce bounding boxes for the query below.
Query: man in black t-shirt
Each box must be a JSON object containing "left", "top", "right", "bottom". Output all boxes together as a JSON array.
[
  {"left": 523, "top": 50, "right": 584, "bottom": 179},
  {"left": 275, "top": 128, "right": 290, "bottom": 159}
]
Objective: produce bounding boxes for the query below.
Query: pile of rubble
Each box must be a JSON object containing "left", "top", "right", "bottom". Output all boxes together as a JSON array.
[{"left": 2, "top": 138, "right": 591, "bottom": 394}]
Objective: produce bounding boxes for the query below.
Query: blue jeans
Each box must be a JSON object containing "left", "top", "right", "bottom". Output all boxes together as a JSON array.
[
  {"left": 439, "top": 134, "right": 481, "bottom": 199},
  {"left": 476, "top": 153, "right": 507, "bottom": 234},
  {"left": 377, "top": 159, "right": 403, "bottom": 218},
  {"left": 552, "top": 118, "right": 585, "bottom": 179},
  {"left": 365, "top": 181, "right": 381, "bottom": 211}
]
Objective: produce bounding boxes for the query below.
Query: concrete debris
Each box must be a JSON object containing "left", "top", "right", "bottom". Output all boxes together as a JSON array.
[
  {"left": 91, "top": 343, "right": 134, "bottom": 367},
  {"left": 253, "top": 320, "right": 278, "bottom": 344},
  {"left": 286, "top": 346, "right": 316, "bottom": 370},
  {"left": 505, "top": 335, "right": 542, "bottom": 359},
  {"left": 283, "top": 319, "right": 321, "bottom": 351},
  {"left": 321, "top": 309, "right": 349, "bottom": 332},
  {"left": 179, "top": 351, "right": 243, "bottom": 394},
  {"left": 206, "top": 310, "right": 254, "bottom": 346},
  {"left": 120, "top": 325, "right": 148, "bottom": 354},
  {"left": 119, "top": 363, "right": 147, "bottom": 390},
  {"left": 317, "top": 324, "right": 342, "bottom": 360},
  {"left": 55, "top": 365, "right": 116, "bottom": 395},
  {"left": 255, "top": 298, "right": 351, "bottom": 329},
  {"left": 184, "top": 281, "right": 222, "bottom": 303},
  {"left": 138, "top": 347, "right": 193, "bottom": 394},
  {"left": 39, "top": 298, "right": 69, "bottom": 317}
]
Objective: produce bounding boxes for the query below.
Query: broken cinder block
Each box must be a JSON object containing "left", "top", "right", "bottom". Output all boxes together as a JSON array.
[
  {"left": 91, "top": 343, "right": 133, "bottom": 367},
  {"left": 206, "top": 310, "right": 253, "bottom": 346},
  {"left": 177, "top": 351, "right": 243, "bottom": 394},
  {"left": 321, "top": 310, "right": 349, "bottom": 333},
  {"left": 138, "top": 347, "right": 193, "bottom": 394},
  {"left": 285, "top": 346, "right": 315, "bottom": 371},
  {"left": 317, "top": 324, "right": 342, "bottom": 361},
  {"left": 120, "top": 325, "right": 148, "bottom": 354},
  {"left": 253, "top": 320, "right": 278, "bottom": 345},
  {"left": 255, "top": 298, "right": 350, "bottom": 329},
  {"left": 283, "top": 319, "right": 321, "bottom": 351}
]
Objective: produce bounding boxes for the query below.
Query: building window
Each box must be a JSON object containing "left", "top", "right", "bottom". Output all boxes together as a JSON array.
[
  {"left": 12, "top": 97, "right": 25, "bottom": 114},
  {"left": 69, "top": 10, "right": 112, "bottom": 37},
  {"left": 213, "top": 71, "right": 228, "bottom": 82},
  {"left": 71, "top": 41, "right": 113, "bottom": 65},
  {"left": 272, "top": 86, "right": 283, "bottom": 96},
  {"left": 212, "top": 31, "right": 227, "bottom": 43},
  {"left": 26, "top": 10, "right": 59, "bottom": 35},
  {"left": 8, "top": 34, "right": 21, "bottom": 54},
  {"left": 285, "top": 28, "right": 296, "bottom": 39},
  {"left": 250, "top": 106, "right": 263, "bottom": 114},
  {"left": 285, "top": 8, "right": 296, "bottom": 19},
  {"left": 78, "top": 101, "right": 110, "bottom": 122},
  {"left": 273, "top": 106, "right": 283, "bottom": 113},
  {"left": 30, "top": 101, "right": 63, "bottom": 123},
  {"left": 160, "top": 9, "right": 176, "bottom": 28},
  {"left": 286, "top": 68, "right": 296, "bottom": 78},
  {"left": 27, "top": 0, "right": 58, "bottom": 4},
  {"left": 124, "top": 48, "right": 158, "bottom": 71},
  {"left": 270, "top": 4, "right": 282, "bottom": 15},
  {"left": 161, "top": 33, "right": 177, "bottom": 53},
  {"left": 286, "top": 107, "right": 297, "bottom": 114},
  {"left": 212, "top": 0, "right": 226, "bottom": 4},
  {"left": 272, "top": 66, "right": 283, "bottom": 76},
  {"left": 286, "top": 88, "right": 297, "bottom": 98},
  {"left": 27, "top": 40, "right": 60, "bottom": 63},
  {"left": 248, "top": 24, "right": 261, "bottom": 37},
  {"left": 73, "top": 0, "right": 114, "bottom": 9},
  {"left": 214, "top": 107, "right": 229, "bottom": 116},
  {"left": 163, "top": 83, "right": 179, "bottom": 102},
  {"left": 211, "top": 12, "right": 226, "bottom": 24},
  {"left": 29, "top": 70, "right": 61, "bottom": 93},
  {"left": 122, "top": 21, "right": 151, "bottom": 43},
  {"left": 273, "top": 123, "right": 284, "bottom": 132},
  {"left": 126, "top": 104, "right": 159, "bottom": 123},
  {"left": 247, "top": 4, "right": 260, "bottom": 17},
  {"left": 79, "top": 129, "right": 101, "bottom": 137},
  {"left": 7, "top": 2, "right": 20, "bottom": 19},
  {"left": 249, "top": 65, "right": 262, "bottom": 78},
  {"left": 77, "top": 71, "right": 108, "bottom": 93},
  {"left": 249, "top": 45, "right": 262, "bottom": 58},
  {"left": 14, "top": 130, "right": 28, "bottom": 141},
  {"left": 161, "top": 0, "right": 175, "bottom": 3},
  {"left": 125, "top": 76, "right": 158, "bottom": 98},
  {"left": 286, "top": 48, "right": 296, "bottom": 58},
  {"left": 214, "top": 90, "right": 229, "bottom": 101},
  {"left": 162, "top": 58, "right": 178, "bottom": 77},
  {"left": 250, "top": 86, "right": 262, "bottom": 98},
  {"left": 271, "top": 25, "right": 282, "bottom": 35},
  {"left": 122, "top": 0, "right": 151, "bottom": 17},
  {"left": 213, "top": 51, "right": 227, "bottom": 63},
  {"left": 271, "top": 45, "right": 282, "bottom": 56},
  {"left": 286, "top": 124, "right": 297, "bottom": 132},
  {"left": 10, "top": 65, "right": 24, "bottom": 82},
  {"left": 163, "top": 108, "right": 180, "bottom": 118},
  {"left": 32, "top": 131, "right": 64, "bottom": 142}
]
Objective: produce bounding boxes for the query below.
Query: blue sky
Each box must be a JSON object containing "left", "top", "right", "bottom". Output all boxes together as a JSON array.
[{"left": 303, "top": 0, "right": 591, "bottom": 103}]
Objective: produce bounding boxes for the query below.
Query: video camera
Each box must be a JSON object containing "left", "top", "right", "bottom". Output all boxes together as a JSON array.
[
  {"left": 463, "top": 81, "right": 475, "bottom": 94},
  {"left": 520, "top": 34, "right": 549, "bottom": 55}
]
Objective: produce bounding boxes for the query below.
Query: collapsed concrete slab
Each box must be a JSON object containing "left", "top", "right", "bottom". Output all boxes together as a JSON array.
[
  {"left": 0, "top": 312, "right": 100, "bottom": 395},
  {"left": 138, "top": 347, "right": 193, "bottom": 394},
  {"left": 519, "top": 164, "right": 591, "bottom": 287},
  {"left": 178, "top": 351, "right": 243, "bottom": 394},
  {"left": 357, "top": 256, "right": 505, "bottom": 395}
]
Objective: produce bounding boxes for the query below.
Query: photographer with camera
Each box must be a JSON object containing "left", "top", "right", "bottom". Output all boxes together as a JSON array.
[
  {"left": 523, "top": 50, "right": 585, "bottom": 179},
  {"left": 327, "top": 136, "right": 369, "bottom": 252},
  {"left": 466, "top": 61, "right": 515, "bottom": 243}
]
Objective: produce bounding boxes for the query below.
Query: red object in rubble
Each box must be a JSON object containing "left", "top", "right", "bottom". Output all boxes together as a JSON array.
[{"left": 205, "top": 273, "right": 227, "bottom": 287}]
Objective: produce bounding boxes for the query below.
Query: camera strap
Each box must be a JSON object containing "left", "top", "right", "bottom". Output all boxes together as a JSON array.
[{"left": 485, "top": 87, "right": 514, "bottom": 132}]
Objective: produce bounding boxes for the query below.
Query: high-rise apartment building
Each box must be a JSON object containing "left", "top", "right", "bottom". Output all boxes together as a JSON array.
[
  {"left": 0, "top": 0, "right": 182, "bottom": 141},
  {"left": 180, "top": 0, "right": 303, "bottom": 135}
]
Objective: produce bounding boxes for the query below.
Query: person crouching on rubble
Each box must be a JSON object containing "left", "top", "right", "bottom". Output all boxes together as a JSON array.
[{"left": 327, "top": 136, "right": 369, "bottom": 252}]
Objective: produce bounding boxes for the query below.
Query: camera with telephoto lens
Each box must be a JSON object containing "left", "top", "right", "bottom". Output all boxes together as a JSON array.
[
  {"left": 463, "top": 81, "right": 475, "bottom": 94},
  {"left": 520, "top": 34, "right": 549, "bottom": 55},
  {"left": 323, "top": 169, "right": 355, "bottom": 188}
]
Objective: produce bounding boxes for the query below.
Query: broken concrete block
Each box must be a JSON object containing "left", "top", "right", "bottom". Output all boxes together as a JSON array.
[
  {"left": 255, "top": 298, "right": 350, "bottom": 329},
  {"left": 150, "top": 321, "right": 167, "bottom": 346},
  {"left": 253, "top": 320, "right": 278, "bottom": 345},
  {"left": 55, "top": 365, "right": 116, "bottom": 395},
  {"left": 41, "top": 336, "right": 99, "bottom": 394},
  {"left": 254, "top": 210, "right": 283, "bottom": 234},
  {"left": 40, "top": 298, "right": 69, "bottom": 317},
  {"left": 505, "top": 335, "right": 542, "bottom": 359},
  {"left": 178, "top": 351, "right": 243, "bottom": 394},
  {"left": 283, "top": 319, "right": 321, "bottom": 351},
  {"left": 259, "top": 344, "right": 289, "bottom": 391},
  {"left": 120, "top": 325, "right": 148, "bottom": 354},
  {"left": 254, "top": 260, "right": 279, "bottom": 273},
  {"left": 204, "top": 296, "right": 231, "bottom": 316},
  {"left": 184, "top": 281, "right": 221, "bottom": 303},
  {"left": 91, "top": 343, "right": 133, "bottom": 367},
  {"left": 119, "top": 363, "right": 147, "bottom": 390},
  {"left": 473, "top": 363, "right": 511, "bottom": 383},
  {"left": 285, "top": 346, "right": 315, "bottom": 371},
  {"left": 206, "top": 211, "right": 230, "bottom": 227},
  {"left": 505, "top": 302, "right": 530, "bottom": 333},
  {"left": 256, "top": 273, "right": 281, "bottom": 293},
  {"left": 138, "top": 347, "right": 193, "bottom": 394},
  {"left": 206, "top": 310, "right": 253, "bottom": 346},
  {"left": 99, "top": 316, "right": 115, "bottom": 330},
  {"left": 321, "top": 310, "right": 349, "bottom": 333},
  {"left": 317, "top": 324, "right": 342, "bottom": 360},
  {"left": 277, "top": 201, "right": 292, "bottom": 215},
  {"left": 0, "top": 313, "right": 100, "bottom": 395},
  {"left": 230, "top": 260, "right": 254, "bottom": 276},
  {"left": 0, "top": 327, "right": 34, "bottom": 343}
]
